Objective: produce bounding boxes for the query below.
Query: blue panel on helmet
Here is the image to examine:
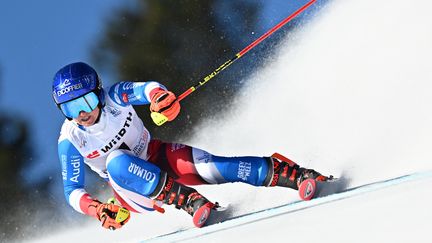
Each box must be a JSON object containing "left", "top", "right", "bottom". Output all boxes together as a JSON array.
[{"left": 52, "top": 62, "right": 99, "bottom": 104}]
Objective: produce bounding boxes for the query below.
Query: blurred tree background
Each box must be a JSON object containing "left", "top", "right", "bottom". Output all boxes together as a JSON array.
[
  {"left": 1, "top": 1, "right": 262, "bottom": 241},
  {"left": 1, "top": 0, "right": 304, "bottom": 241},
  {"left": 91, "top": 0, "right": 262, "bottom": 141},
  {"left": 0, "top": 67, "right": 55, "bottom": 241}
]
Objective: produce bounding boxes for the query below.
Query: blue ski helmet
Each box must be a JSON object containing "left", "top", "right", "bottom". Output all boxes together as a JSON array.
[{"left": 52, "top": 62, "right": 104, "bottom": 118}]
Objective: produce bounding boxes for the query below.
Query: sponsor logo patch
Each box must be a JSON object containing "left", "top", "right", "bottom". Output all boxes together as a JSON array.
[
  {"left": 171, "top": 143, "right": 186, "bottom": 152},
  {"left": 87, "top": 150, "right": 100, "bottom": 159},
  {"left": 198, "top": 208, "right": 209, "bottom": 225},
  {"left": 106, "top": 106, "right": 121, "bottom": 117},
  {"left": 122, "top": 93, "right": 129, "bottom": 103},
  {"left": 128, "top": 163, "right": 156, "bottom": 182},
  {"left": 61, "top": 155, "right": 67, "bottom": 180},
  {"left": 303, "top": 181, "right": 314, "bottom": 198},
  {"left": 100, "top": 112, "right": 132, "bottom": 154},
  {"left": 70, "top": 157, "right": 81, "bottom": 183},
  {"left": 237, "top": 161, "right": 252, "bottom": 181}
]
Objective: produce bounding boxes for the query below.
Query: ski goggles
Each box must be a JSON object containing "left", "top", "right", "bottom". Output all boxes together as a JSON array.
[{"left": 59, "top": 92, "right": 99, "bottom": 119}]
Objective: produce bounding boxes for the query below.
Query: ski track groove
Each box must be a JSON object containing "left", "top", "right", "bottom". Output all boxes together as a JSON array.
[{"left": 144, "top": 170, "right": 432, "bottom": 242}]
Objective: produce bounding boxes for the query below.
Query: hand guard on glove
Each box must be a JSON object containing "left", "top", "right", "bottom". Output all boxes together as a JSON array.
[
  {"left": 150, "top": 90, "right": 181, "bottom": 121},
  {"left": 88, "top": 200, "right": 130, "bottom": 230}
]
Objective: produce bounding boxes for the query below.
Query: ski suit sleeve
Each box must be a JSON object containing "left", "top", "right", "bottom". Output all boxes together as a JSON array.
[
  {"left": 58, "top": 138, "right": 97, "bottom": 217},
  {"left": 108, "top": 81, "right": 167, "bottom": 106}
]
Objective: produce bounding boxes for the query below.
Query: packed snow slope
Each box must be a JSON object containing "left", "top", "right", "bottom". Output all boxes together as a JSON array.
[{"left": 31, "top": 0, "right": 432, "bottom": 242}]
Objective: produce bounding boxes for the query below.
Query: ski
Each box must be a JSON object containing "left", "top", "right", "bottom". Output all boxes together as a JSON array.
[{"left": 145, "top": 171, "right": 432, "bottom": 243}]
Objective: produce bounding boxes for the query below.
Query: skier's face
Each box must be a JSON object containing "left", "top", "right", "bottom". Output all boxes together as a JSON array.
[{"left": 73, "top": 107, "right": 100, "bottom": 127}]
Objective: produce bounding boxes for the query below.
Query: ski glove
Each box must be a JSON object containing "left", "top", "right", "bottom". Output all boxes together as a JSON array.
[
  {"left": 150, "top": 90, "right": 181, "bottom": 121},
  {"left": 87, "top": 200, "right": 130, "bottom": 230}
]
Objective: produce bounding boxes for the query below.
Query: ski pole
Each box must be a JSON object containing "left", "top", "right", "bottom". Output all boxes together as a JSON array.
[{"left": 151, "top": 0, "right": 317, "bottom": 126}]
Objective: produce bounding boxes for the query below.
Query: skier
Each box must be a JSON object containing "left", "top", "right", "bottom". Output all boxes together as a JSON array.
[{"left": 53, "top": 62, "right": 330, "bottom": 230}]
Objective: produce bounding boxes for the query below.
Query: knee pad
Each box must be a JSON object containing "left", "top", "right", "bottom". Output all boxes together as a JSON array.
[
  {"left": 192, "top": 148, "right": 270, "bottom": 186},
  {"left": 106, "top": 150, "right": 163, "bottom": 196}
]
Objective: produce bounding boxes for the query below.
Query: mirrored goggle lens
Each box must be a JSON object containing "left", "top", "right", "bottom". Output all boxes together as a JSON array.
[{"left": 59, "top": 92, "right": 99, "bottom": 118}]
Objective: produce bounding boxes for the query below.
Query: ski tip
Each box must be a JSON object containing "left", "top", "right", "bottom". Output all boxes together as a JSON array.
[
  {"left": 192, "top": 202, "right": 214, "bottom": 228},
  {"left": 298, "top": 178, "right": 317, "bottom": 201}
]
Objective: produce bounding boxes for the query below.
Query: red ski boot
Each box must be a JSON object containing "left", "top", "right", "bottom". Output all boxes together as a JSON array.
[
  {"left": 152, "top": 176, "right": 217, "bottom": 227},
  {"left": 264, "top": 152, "right": 332, "bottom": 190},
  {"left": 185, "top": 192, "right": 218, "bottom": 228}
]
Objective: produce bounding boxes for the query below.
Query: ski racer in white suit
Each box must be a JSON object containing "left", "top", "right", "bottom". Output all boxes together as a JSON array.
[{"left": 53, "top": 62, "right": 330, "bottom": 229}]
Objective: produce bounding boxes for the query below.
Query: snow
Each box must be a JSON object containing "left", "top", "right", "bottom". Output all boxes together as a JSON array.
[
  {"left": 147, "top": 172, "right": 432, "bottom": 243},
  {"left": 207, "top": 177, "right": 432, "bottom": 243},
  {"left": 29, "top": 0, "right": 432, "bottom": 242}
]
